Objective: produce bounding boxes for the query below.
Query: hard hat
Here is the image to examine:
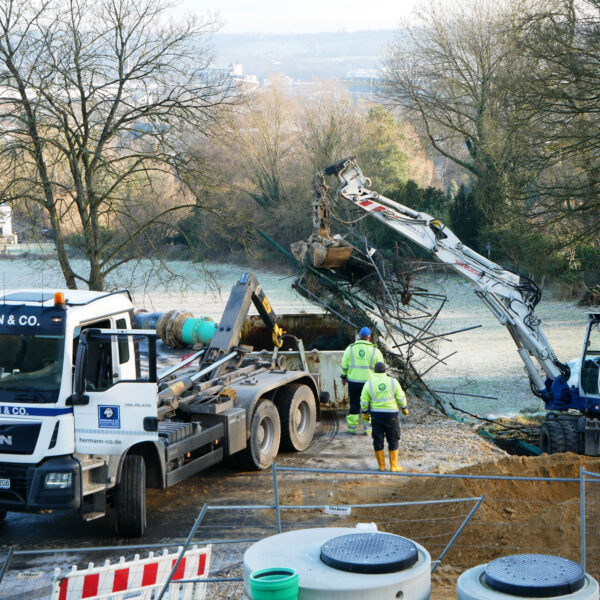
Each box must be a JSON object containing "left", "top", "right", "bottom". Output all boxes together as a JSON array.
[
  {"left": 359, "top": 326, "right": 371, "bottom": 337},
  {"left": 374, "top": 362, "right": 386, "bottom": 373}
]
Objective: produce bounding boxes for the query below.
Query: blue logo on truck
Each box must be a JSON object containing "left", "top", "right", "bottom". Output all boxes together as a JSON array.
[{"left": 98, "top": 405, "right": 120, "bottom": 429}]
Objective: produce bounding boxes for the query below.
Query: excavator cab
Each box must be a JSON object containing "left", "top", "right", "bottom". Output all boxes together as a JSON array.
[{"left": 580, "top": 315, "right": 600, "bottom": 397}]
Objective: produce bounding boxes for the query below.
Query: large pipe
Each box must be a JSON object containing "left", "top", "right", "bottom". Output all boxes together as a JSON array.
[{"left": 134, "top": 311, "right": 217, "bottom": 348}]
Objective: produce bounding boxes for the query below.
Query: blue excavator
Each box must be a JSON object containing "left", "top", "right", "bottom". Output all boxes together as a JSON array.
[{"left": 295, "top": 156, "right": 600, "bottom": 455}]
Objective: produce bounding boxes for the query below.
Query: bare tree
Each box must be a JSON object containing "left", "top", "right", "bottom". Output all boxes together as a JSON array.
[
  {"left": 0, "top": 0, "right": 234, "bottom": 289},
  {"left": 232, "top": 79, "right": 300, "bottom": 210},
  {"left": 509, "top": 0, "right": 600, "bottom": 246},
  {"left": 383, "top": 0, "right": 526, "bottom": 226},
  {"left": 297, "top": 81, "right": 362, "bottom": 174}
]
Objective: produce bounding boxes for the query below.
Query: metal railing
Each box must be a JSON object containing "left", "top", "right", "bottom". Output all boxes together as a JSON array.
[
  {"left": 580, "top": 467, "right": 600, "bottom": 574},
  {"left": 0, "top": 463, "right": 594, "bottom": 599}
]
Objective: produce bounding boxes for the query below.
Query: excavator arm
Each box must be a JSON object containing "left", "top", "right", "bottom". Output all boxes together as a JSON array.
[{"left": 313, "top": 156, "right": 569, "bottom": 399}]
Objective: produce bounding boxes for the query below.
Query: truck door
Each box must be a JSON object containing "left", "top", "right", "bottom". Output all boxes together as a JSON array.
[{"left": 70, "top": 329, "right": 158, "bottom": 455}]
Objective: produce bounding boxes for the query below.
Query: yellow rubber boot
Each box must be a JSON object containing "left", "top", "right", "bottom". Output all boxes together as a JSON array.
[
  {"left": 375, "top": 449, "right": 386, "bottom": 471},
  {"left": 389, "top": 449, "right": 403, "bottom": 472}
]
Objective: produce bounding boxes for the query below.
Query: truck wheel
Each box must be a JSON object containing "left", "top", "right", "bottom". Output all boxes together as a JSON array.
[
  {"left": 115, "top": 455, "right": 146, "bottom": 538},
  {"left": 244, "top": 400, "right": 281, "bottom": 470},
  {"left": 278, "top": 384, "right": 317, "bottom": 452},
  {"left": 560, "top": 421, "right": 579, "bottom": 453},
  {"left": 0, "top": 510, "right": 6, "bottom": 523},
  {"left": 540, "top": 421, "right": 566, "bottom": 454}
]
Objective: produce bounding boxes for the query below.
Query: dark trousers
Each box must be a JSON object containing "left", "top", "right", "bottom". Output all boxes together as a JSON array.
[
  {"left": 347, "top": 381, "right": 363, "bottom": 415},
  {"left": 371, "top": 412, "right": 400, "bottom": 451}
]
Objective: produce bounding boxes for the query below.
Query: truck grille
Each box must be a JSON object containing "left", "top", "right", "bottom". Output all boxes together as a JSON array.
[
  {"left": 0, "top": 464, "right": 31, "bottom": 505},
  {"left": 0, "top": 422, "right": 41, "bottom": 455}
]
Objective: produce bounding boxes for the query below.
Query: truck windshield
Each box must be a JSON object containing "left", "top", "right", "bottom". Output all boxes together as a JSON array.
[{"left": 0, "top": 333, "right": 65, "bottom": 402}]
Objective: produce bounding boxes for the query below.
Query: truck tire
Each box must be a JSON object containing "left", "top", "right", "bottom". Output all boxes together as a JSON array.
[
  {"left": 278, "top": 384, "right": 317, "bottom": 452},
  {"left": 243, "top": 399, "right": 281, "bottom": 470},
  {"left": 115, "top": 455, "right": 146, "bottom": 538},
  {"left": 540, "top": 421, "right": 566, "bottom": 454},
  {"left": 560, "top": 420, "right": 579, "bottom": 453},
  {"left": 0, "top": 510, "right": 6, "bottom": 524}
]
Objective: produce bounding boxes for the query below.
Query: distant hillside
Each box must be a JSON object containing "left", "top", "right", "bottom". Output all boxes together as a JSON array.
[{"left": 211, "top": 30, "right": 402, "bottom": 80}]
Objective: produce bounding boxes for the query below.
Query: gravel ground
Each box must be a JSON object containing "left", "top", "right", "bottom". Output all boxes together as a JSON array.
[
  {"left": 400, "top": 396, "right": 507, "bottom": 472},
  {"left": 298, "top": 396, "right": 507, "bottom": 474},
  {"left": 207, "top": 564, "right": 245, "bottom": 600}
]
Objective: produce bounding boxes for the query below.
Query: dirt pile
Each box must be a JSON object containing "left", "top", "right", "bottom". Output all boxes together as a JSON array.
[
  {"left": 431, "top": 565, "right": 464, "bottom": 600},
  {"left": 426, "top": 453, "right": 600, "bottom": 597},
  {"left": 287, "top": 452, "right": 599, "bottom": 597},
  {"left": 396, "top": 453, "right": 596, "bottom": 564},
  {"left": 293, "top": 453, "right": 600, "bottom": 575}
]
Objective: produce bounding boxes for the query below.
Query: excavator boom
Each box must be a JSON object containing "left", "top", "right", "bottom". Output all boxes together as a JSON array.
[{"left": 297, "top": 156, "right": 568, "bottom": 398}]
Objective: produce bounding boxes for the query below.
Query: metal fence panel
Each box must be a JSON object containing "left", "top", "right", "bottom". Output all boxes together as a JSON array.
[
  {"left": 274, "top": 466, "right": 582, "bottom": 575},
  {"left": 581, "top": 469, "right": 600, "bottom": 579}
]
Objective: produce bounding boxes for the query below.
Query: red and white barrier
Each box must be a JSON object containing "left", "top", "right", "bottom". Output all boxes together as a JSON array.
[{"left": 51, "top": 545, "right": 211, "bottom": 600}]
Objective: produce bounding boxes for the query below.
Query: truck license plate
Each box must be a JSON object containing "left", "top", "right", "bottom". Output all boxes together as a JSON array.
[{"left": 0, "top": 478, "right": 9, "bottom": 489}]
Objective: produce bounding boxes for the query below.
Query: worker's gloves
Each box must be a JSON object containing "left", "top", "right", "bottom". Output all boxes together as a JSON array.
[
  {"left": 340, "top": 376, "right": 347, "bottom": 385},
  {"left": 401, "top": 408, "right": 409, "bottom": 416},
  {"left": 361, "top": 412, "right": 371, "bottom": 423}
]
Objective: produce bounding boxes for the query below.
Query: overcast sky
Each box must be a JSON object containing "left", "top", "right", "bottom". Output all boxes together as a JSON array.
[{"left": 176, "top": 0, "right": 418, "bottom": 34}]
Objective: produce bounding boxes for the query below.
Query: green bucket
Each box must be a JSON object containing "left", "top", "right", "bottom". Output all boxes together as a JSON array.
[{"left": 249, "top": 567, "right": 299, "bottom": 600}]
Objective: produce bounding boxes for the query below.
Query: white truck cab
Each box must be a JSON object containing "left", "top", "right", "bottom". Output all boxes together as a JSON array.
[
  {"left": 0, "top": 276, "right": 322, "bottom": 537},
  {"left": 0, "top": 289, "right": 147, "bottom": 517}
]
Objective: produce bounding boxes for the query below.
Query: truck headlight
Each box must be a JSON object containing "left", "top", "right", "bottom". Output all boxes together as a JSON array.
[{"left": 44, "top": 472, "right": 72, "bottom": 489}]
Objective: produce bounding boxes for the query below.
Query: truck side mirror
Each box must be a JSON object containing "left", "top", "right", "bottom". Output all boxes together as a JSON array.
[
  {"left": 66, "top": 393, "right": 89, "bottom": 406},
  {"left": 68, "top": 338, "right": 90, "bottom": 405},
  {"left": 73, "top": 333, "right": 89, "bottom": 396}
]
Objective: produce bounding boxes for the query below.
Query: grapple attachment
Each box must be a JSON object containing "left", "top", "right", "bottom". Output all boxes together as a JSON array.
[
  {"left": 291, "top": 238, "right": 353, "bottom": 268},
  {"left": 291, "top": 161, "right": 354, "bottom": 269}
]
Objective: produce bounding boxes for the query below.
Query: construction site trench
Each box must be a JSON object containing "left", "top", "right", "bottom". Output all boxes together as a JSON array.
[{"left": 1, "top": 394, "right": 596, "bottom": 600}]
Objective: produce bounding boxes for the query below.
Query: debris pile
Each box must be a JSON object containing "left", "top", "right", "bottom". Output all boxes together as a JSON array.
[{"left": 286, "top": 170, "right": 478, "bottom": 411}]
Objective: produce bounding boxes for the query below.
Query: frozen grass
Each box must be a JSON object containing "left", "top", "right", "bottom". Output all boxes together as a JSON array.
[
  {"left": 413, "top": 273, "right": 590, "bottom": 417},
  {"left": 0, "top": 257, "right": 588, "bottom": 417},
  {"left": 0, "top": 258, "right": 316, "bottom": 318}
]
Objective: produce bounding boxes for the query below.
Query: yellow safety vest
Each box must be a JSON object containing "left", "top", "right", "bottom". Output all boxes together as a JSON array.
[
  {"left": 360, "top": 372, "right": 407, "bottom": 413},
  {"left": 341, "top": 340, "right": 383, "bottom": 383}
]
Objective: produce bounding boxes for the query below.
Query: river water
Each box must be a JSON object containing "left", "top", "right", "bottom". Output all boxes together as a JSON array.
[{"left": 0, "top": 254, "right": 590, "bottom": 418}]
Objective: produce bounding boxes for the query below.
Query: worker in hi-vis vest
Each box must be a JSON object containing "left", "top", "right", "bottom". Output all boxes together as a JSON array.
[
  {"left": 340, "top": 326, "right": 384, "bottom": 435},
  {"left": 360, "top": 361, "right": 408, "bottom": 472}
]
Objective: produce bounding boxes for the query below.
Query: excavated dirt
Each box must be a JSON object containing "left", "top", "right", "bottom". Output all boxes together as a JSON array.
[{"left": 283, "top": 451, "right": 600, "bottom": 599}]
